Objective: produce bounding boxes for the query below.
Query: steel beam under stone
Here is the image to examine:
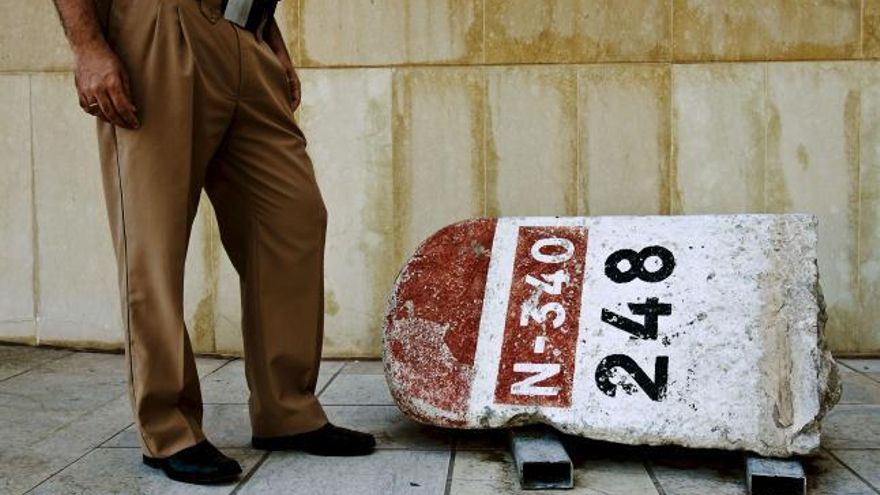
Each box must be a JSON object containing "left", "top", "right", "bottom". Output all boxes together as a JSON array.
[
  {"left": 508, "top": 427, "right": 574, "bottom": 490},
  {"left": 745, "top": 456, "right": 806, "bottom": 495}
]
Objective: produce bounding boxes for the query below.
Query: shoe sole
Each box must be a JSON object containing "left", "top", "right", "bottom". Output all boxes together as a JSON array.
[{"left": 143, "top": 456, "right": 241, "bottom": 485}]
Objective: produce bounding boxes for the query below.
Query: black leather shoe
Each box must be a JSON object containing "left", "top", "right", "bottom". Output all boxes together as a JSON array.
[
  {"left": 143, "top": 440, "right": 242, "bottom": 485},
  {"left": 252, "top": 423, "right": 376, "bottom": 456}
]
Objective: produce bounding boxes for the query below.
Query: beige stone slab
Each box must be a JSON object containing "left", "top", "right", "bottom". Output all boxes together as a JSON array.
[
  {"left": 325, "top": 405, "right": 452, "bottom": 450},
  {"left": 822, "top": 404, "right": 880, "bottom": 449},
  {"left": 579, "top": 65, "right": 670, "bottom": 216},
  {"left": 765, "top": 63, "right": 861, "bottom": 351},
  {"left": 450, "top": 450, "right": 658, "bottom": 495},
  {"left": 340, "top": 360, "right": 384, "bottom": 375},
  {"left": 183, "top": 197, "right": 219, "bottom": 354},
  {"left": 672, "top": 64, "right": 765, "bottom": 214},
  {"left": 0, "top": 75, "right": 35, "bottom": 341},
  {"left": 300, "top": 0, "right": 482, "bottom": 66},
  {"left": 485, "top": 0, "right": 670, "bottom": 64},
  {"left": 673, "top": 0, "right": 861, "bottom": 61},
  {"left": 840, "top": 359, "right": 880, "bottom": 374},
  {"left": 0, "top": 1, "right": 71, "bottom": 71},
  {"left": 486, "top": 67, "right": 577, "bottom": 217},
  {"left": 200, "top": 359, "right": 344, "bottom": 404},
  {"left": 0, "top": 345, "right": 71, "bottom": 381},
  {"left": 214, "top": 245, "right": 244, "bottom": 355},
  {"left": 31, "top": 448, "right": 263, "bottom": 495},
  {"left": 0, "top": 395, "right": 133, "bottom": 494},
  {"left": 319, "top": 373, "right": 394, "bottom": 405},
  {"left": 0, "top": 352, "right": 126, "bottom": 415},
  {"left": 392, "top": 68, "right": 486, "bottom": 267},
  {"left": 648, "top": 450, "right": 745, "bottom": 495},
  {"left": 30, "top": 73, "right": 122, "bottom": 347},
  {"left": 0, "top": 322, "right": 36, "bottom": 344},
  {"left": 867, "top": 0, "right": 880, "bottom": 59},
  {"left": 803, "top": 450, "right": 879, "bottom": 495},
  {"left": 297, "top": 69, "right": 394, "bottom": 358},
  {"left": 859, "top": 66, "right": 880, "bottom": 353},
  {"left": 840, "top": 370, "right": 880, "bottom": 404},
  {"left": 274, "top": 0, "right": 301, "bottom": 64},
  {"left": 831, "top": 450, "right": 880, "bottom": 490},
  {"left": 108, "top": 403, "right": 252, "bottom": 448},
  {"left": 240, "top": 450, "right": 450, "bottom": 494}
]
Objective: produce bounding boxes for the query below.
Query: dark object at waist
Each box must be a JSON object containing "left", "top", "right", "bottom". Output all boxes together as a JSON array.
[{"left": 221, "top": 0, "right": 279, "bottom": 34}]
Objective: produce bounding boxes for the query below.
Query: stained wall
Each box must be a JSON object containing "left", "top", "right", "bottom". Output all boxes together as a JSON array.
[{"left": 1, "top": 0, "right": 878, "bottom": 356}]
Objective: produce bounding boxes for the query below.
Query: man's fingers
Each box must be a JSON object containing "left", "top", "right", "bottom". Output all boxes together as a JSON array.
[
  {"left": 108, "top": 81, "right": 139, "bottom": 129},
  {"left": 94, "top": 90, "right": 125, "bottom": 127},
  {"left": 81, "top": 92, "right": 101, "bottom": 115},
  {"left": 77, "top": 92, "right": 88, "bottom": 111},
  {"left": 289, "top": 76, "right": 302, "bottom": 111}
]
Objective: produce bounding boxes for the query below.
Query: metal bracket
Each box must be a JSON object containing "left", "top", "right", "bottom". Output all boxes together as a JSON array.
[
  {"left": 745, "top": 456, "right": 806, "bottom": 495},
  {"left": 508, "top": 426, "right": 574, "bottom": 490}
]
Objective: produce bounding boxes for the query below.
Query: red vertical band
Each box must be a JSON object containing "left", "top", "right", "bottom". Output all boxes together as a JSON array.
[{"left": 493, "top": 226, "right": 588, "bottom": 407}]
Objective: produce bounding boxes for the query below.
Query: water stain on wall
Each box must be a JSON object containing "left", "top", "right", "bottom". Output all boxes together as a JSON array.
[
  {"left": 364, "top": 96, "right": 396, "bottom": 354},
  {"left": 765, "top": 103, "right": 793, "bottom": 213},
  {"left": 580, "top": 65, "right": 671, "bottom": 216},
  {"left": 189, "top": 206, "right": 220, "bottom": 354},
  {"left": 485, "top": 67, "right": 578, "bottom": 218},
  {"left": 300, "top": 0, "right": 483, "bottom": 66},
  {"left": 866, "top": 0, "right": 880, "bottom": 59},
  {"left": 324, "top": 290, "right": 340, "bottom": 316},
  {"left": 485, "top": 0, "right": 671, "bottom": 64},
  {"left": 391, "top": 68, "right": 487, "bottom": 269},
  {"left": 673, "top": 0, "right": 861, "bottom": 61}
]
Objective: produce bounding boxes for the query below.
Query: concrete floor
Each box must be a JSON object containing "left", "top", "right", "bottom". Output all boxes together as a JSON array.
[{"left": 0, "top": 345, "right": 878, "bottom": 494}]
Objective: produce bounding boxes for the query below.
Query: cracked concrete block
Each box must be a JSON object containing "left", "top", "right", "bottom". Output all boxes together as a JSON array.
[{"left": 383, "top": 214, "right": 839, "bottom": 457}]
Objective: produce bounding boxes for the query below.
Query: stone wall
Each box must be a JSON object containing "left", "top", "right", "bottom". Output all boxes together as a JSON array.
[{"left": 0, "top": 0, "right": 878, "bottom": 357}]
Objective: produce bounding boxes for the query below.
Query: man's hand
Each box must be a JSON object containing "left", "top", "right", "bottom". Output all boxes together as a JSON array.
[
  {"left": 74, "top": 43, "right": 139, "bottom": 129},
  {"left": 53, "top": 0, "right": 139, "bottom": 129},
  {"left": 265, "top": 19, "right": 301, "bottom": 111},
  {"left": 274, "top": 49, "right": 302, "bottom": 112}
]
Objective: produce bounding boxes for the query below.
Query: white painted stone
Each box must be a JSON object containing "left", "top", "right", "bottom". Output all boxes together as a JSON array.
[{"left": 384, "top": 214, "right": 839, "bottom": 457}]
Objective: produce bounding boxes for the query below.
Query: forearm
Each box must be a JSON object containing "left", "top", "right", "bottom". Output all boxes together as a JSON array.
[
  {"left": 264, "top": 18, "right": 291, "bottom": 60},
  {"left": 52, "top": 0, "right": 109, "bottom": 56}
]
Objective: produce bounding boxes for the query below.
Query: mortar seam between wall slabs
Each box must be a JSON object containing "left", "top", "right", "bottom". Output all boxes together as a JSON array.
[
  {"left": 28, "top": 74, "right": 40, "bottom": 338},
  {"left": 763, "top": 62, "right": 769, "bottom": 215},
  {"left": 861, "top": 0, "right": 866, "bottom": 59},
  {"left": 855, "top": 63, "right": 862, "bottom": 336},
  {"left": 6, "top": 58, "right": 880, "bottom": 75}
]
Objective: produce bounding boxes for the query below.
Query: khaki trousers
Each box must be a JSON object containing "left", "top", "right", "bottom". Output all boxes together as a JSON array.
[{"left": 96, "top": 0, "right": 328, "bottom": 458}]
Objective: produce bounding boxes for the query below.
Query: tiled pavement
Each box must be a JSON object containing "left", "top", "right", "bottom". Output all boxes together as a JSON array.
[{"left": 1, "top": 345, "right": 879, "bottom": 494}]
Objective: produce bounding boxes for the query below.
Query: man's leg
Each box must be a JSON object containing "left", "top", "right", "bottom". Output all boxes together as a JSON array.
[
  {"left": 96, "top": 0, "right": 237, "bottom": 458},
  {"left": 206, "top": 27, "right": 374, "bottom": 455},
  {"left": 204, "top": 68, "right": 329, "bottom": 439}
]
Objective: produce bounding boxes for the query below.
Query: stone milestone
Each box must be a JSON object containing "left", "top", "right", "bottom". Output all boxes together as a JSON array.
[{"left": 382, "top": 215, "right": 840, "bottom": 457}]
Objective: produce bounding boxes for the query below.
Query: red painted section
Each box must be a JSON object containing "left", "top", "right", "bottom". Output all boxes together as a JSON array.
[
  {"left": 384, "top": 219, "right": 497, "bottom": 426},
  {"left": 494, "top": 226, "right": 587, "bottom": 407}
]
